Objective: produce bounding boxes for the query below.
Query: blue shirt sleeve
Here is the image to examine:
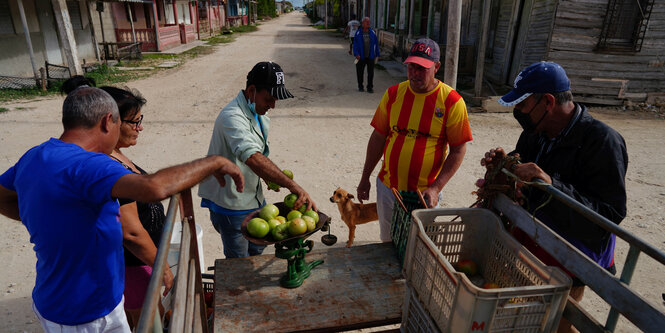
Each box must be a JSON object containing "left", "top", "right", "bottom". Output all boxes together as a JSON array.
[
  {"left": 0, "top": 166, "right": 17, "bottom": 191},
  {"left": 71, "top": 154, "right": 132, "bottom": 204}
]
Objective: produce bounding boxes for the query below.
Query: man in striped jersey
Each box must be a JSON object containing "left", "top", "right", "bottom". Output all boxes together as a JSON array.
[{"left": 356, "top": 38, "right": 473, "bottom": 242}]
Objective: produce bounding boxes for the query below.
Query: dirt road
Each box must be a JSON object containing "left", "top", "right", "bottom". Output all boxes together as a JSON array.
[{"left": 1, "top": 12, "right": 664, "bottom": 332}]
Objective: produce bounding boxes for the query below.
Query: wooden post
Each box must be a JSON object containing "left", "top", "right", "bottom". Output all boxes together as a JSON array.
[
  {"left": 16, "top": 0, "right": 40, "bottom": 82},
  {"left": 226, "top": 0, "right": 230, "bottom": 28},
  {"left": 426, "top": 0, "right": 433, "bottom": 37},
  {"left": 51, "top": 0, "right": 83, "bottom": 75},
  {"left": 192, "top": 1, "right": 200, "bottom": 40},
  {"left": 173, "top": 0, "right": 179, "bottom": 25},
  {"left": 96, "top": 2, "right": 108, "bottom": 62},
  {"left": 384, "top": 0, "right": 389, "bottom": 30},
  {"left": 474, "top": 0, "right": 491, "bottom": 97},
  {"left": 374, "top": 0, "right": 378, "bottom": 27},
  {"left": 325, "top": 0, "right": 327, "bottom": 29},
  {"left": 218, "top": 0, "right": 222, "bottom": 30},
  {"left": 85, "top": 1, "right": 100, "bottom": 61},
  {"left": 208, "top": 3, "right": 212, "bottom": 33},
  {"left": 126, "top": 3, "right": 137, "bottom": 43},
  {"left": 444, "top": 0, "right": 462, "bottom": 88},
  {"left": 394, "top": 0, "right": 402, "bottom": 56},
  {"left": 407, "top": 0, "right": 415, "bottom": 39},
  {"left": 152, "top": 0, "right": 161, "bottom": 51},
  {"left": 39, "top": 67, "right": 47, "bottom": 91}
]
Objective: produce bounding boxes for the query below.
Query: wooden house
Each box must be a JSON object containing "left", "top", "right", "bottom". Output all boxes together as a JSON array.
[
  {"left": 481, "top": 0, "right": 663, "bottom": 105},
  {"left": 369, "top": 0, "right": 664, "bottom": 104},
  {"left": 198, "top": 0, "right": 227, "bottom": 38},
  {"left": 110, "top": 0, "right": 202, "bottom": 51},
  {"left": 226, "top": 0, "right": 249, "bottom": 26},
  {"left": 0, "top": 0, "right": 101, "bottom": 78}
]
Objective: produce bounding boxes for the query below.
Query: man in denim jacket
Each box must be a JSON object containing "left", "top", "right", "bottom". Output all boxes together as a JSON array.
[{"left": 199, "top": 62, "right": 317, "bottom": 258}]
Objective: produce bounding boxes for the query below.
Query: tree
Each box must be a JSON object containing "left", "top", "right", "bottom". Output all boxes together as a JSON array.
[{"left": 257, "top": 0, "right": 277, "bottom": 17}]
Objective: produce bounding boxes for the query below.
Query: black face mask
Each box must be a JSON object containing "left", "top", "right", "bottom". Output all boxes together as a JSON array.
[
  {"left": 513, "top": 108, "right": 534, "bottom": 131},
  {"left": 513, "top": 95, "right": 546, "bottom": 131}
]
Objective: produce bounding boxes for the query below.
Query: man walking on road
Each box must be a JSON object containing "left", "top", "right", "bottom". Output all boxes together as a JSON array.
[
  {"left": 353, "top": 17, "right": 380, "bottom": 93},
  {"left": 357, "top": 38, "right": 472, "bottom": 242},
  {"left": 199, "top": 61, "right": 317, "bottom": 259},
  {"left": 0, "top": 87, "right": 243, "bottom": 332},
  {"left": 343, "top": 14, "right": 360, "bottom": 55}
]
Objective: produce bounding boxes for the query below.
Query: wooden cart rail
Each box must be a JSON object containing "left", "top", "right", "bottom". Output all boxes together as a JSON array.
[
  {"left": 491, "top": 180, "right": 665, "bottom": 332},
  {"left": 137, "top": 188, "right": 208, "bottom": 333}
]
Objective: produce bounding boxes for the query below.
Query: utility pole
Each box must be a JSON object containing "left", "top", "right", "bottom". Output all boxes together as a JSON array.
[{"left": 444, "top": 0, "right": 462, "bottom": 89}]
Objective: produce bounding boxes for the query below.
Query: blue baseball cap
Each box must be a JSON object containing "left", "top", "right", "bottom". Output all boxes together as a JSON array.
[{"left": 498, "top": 62, "right": 570, "bottom": 106}]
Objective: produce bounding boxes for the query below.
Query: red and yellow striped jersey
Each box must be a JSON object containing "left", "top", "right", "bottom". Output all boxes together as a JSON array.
[{"left": 371, "top": 80, "right": 472, "bottom": 191}]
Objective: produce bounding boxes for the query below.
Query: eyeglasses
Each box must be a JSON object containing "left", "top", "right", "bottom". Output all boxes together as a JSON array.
[{"left": 122, "top": 115, "right": 143, "bottom": 129}]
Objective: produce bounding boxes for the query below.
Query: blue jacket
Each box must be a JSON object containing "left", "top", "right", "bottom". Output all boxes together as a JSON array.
[{"left": 353, "top": 28, "right": 380, "bottom": 60}]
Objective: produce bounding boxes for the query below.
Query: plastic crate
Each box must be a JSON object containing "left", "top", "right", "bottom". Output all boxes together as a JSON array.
[
  {"left": 390, "top": 190, "right": 426, "bottom": 265},
  {"left": 202, "top": 273, "right": 214, "bottom": 329},
  {"left": 401, "top": 284, "right": 441, "bottom": 333},
  {"left": 202, "top": 273, "right": 214, "bottom": 295},
  {"left": 402, "top": 208, "right": 571, "bottom": 333}
]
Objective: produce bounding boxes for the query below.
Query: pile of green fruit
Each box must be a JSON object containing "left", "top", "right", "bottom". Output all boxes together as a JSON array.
[{"left": 246, "top": 193, "right": 320, "bottom": 242}]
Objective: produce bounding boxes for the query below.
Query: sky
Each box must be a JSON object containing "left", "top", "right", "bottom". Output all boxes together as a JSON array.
[{"left": 288, "top": 0, "right": 305, "bottom": 8}]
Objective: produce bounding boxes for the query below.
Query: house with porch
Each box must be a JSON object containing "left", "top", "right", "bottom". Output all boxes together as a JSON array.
[
  {"left": 198, "top": 0, "right": 227, "bottom": 37},
  {"left": 110, "top": 0, "right": 202, "bottom": 51},
  {"left": 226, "top": 0, "right": 249, "bottom": 26},
  {"left": 1, "top": 0, "right": 101, "bottom": 78}
]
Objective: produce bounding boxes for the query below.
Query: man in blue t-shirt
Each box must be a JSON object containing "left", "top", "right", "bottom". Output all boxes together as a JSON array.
[{"left": 0, "top": 87, "right": 244, "bottom": 332}]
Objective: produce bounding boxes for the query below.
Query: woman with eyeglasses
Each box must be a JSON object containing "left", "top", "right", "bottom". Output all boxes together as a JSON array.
[{"left": 61, "top": 77, "right": 174, "bottom": 328}]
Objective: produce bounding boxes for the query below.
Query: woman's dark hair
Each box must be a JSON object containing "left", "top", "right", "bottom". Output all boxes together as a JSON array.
[
  {"left": 99, "top": 86, "right": 146, "bottom": 120},
  {"left": 60, "top": 76, "right": 145, "bottom": 120},
  {"left": 60, "top": 76, "right": 96, "bottom": 94}
]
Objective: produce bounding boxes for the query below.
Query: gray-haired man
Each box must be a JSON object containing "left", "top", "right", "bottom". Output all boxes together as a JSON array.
[{"left": 0, "top": 87, "right": 243, "bottom": 332}]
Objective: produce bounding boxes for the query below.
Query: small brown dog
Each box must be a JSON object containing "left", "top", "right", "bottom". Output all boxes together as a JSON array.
[{"left": 330, "top": 187, "right": 379, "bottom": 247}]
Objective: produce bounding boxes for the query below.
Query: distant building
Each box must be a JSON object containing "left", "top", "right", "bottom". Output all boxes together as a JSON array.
[
  {"left": 367, "top": 0, "right": 665, "bottom": 104},
  {"left": 1, "top": 0, "right": 101, "bottom": 78},
  {"left": 0, "top": 0, "right": 232, "bottom": 80}
]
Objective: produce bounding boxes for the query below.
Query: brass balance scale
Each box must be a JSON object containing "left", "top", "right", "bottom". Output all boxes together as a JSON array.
[{"left": 241, "top": 202, "right": 337, "bottom": 288}]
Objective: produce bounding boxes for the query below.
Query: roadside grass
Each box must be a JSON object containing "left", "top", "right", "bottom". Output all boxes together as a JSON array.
[
  {"left": 0, "top": 107, "right": 8, "bottom": 113},
  {"left": 205, "top": 34, "right": 235, "bottom": 45},
  {"left": 0, "top": 24, "right": 259, "bottom": 102},
  {"left": 227, "top": 24, "right": 258, "bottom": 33},
  {"left": 0, "top": 85, "right": 60, "bottom": 103},
  {"left": 86, "top": 64, "right": 151, "bottom": 86}
]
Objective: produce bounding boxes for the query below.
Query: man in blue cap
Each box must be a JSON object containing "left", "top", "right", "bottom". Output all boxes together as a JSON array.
[{"left": 481, "top": 62, "right": 628, "bottom": 332}]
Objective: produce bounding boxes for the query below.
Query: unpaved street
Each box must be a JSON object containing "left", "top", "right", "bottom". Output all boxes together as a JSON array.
[{"left": 1, "top": 12, "right": 664, "bottom": 332}]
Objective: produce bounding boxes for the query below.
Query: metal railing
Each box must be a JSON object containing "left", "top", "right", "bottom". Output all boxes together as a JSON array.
[
  {"left": 136, "top": 188, "right": 209, "bottom": 333},
  {"left": 491, "top": 179, "right": 665, "bottom": 332}
]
